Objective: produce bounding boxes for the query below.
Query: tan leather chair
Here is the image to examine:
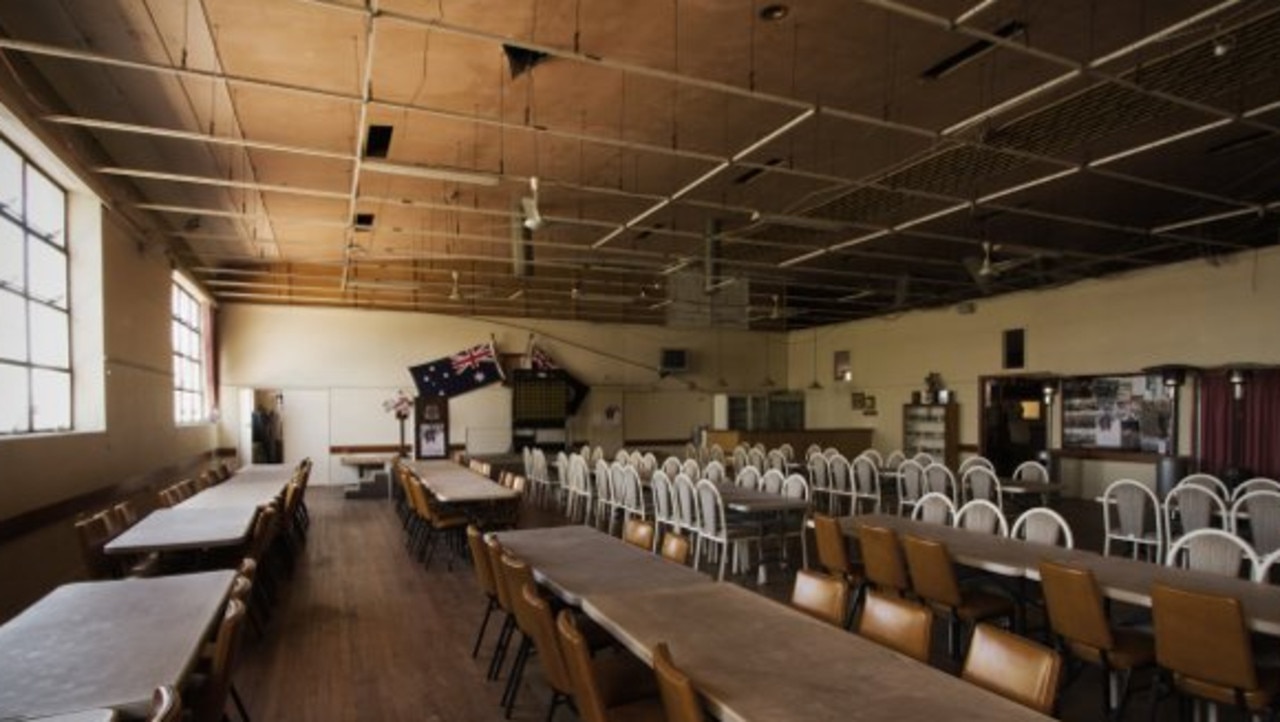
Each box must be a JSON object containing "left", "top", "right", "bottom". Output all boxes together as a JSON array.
[
  {"left": 660, "top": 532, "right": 691, "bottom": 566},
  {"left": 1039, "top": 560, "right": 1153, "bottom": 719},
  {"left": 623, "top": 518, "right": 656, "bottom": 551},
  {"left": 483, "top": 536, "right": 518, "bottom": 682},
  {"left": 516, "top": 583, "right": 576, "bottom": 721},
  {"left": 1151, "top": 583, "right": 1279, "bottom": 717},
  {"left": 901, "top": 533, "right": 1015, "bottom": 659},
  {"left": 466, "top": 526, "right": 500, "bottom": 659},
  {"left": 498, "top": 554, "right": 540, "bottom": 717},
  {"left": 556, "top": 610, "right": 664, "bottom": 722},
  {"left": 962, "top": 623, "right": 1062, "bottom": 715},
  {"left": 190, "top": 599, "right": 248, "bottom": 722},
  {"left": 653, "top": 642, "right": 703, "bottom": 722},
  {"left": 790, "top": 569, "right": 849, "bottom": 627},
  {"left": 857, "top": 524, "right": 910, "bottom": 597},
  {"left": 814, "top": 514, "right": 866, "bottom": 624},
  {"left": 856, "top": 590, "right": 934, "bottom": 663},
  {"left": 148, "top": 685, "right": 182, "bottom": 722},
  {"left": 74, "top": 513, "right": 117, "bottom": 579}
]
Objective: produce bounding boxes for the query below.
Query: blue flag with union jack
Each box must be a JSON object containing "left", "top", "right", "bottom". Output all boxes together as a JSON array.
[{"left": 409, "top": 342, "right": 505, "bottom": 398}]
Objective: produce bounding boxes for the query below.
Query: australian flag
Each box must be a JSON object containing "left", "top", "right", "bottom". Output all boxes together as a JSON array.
[
  {"left": 529, "top": 342, "right": 590, "bottom": 415},
  {"left": 410, "top": 342, "right": 505, "bottom": 398}
]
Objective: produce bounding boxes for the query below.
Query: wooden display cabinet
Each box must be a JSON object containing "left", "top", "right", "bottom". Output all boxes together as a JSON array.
[{"left": 902, "top": 403, "right": 959, "bottom": 469}]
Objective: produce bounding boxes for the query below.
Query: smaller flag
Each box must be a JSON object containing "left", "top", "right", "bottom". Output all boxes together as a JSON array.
[
  {"left": 410, "top": 342, "right": 505, "bottom": 399},
  {"left": 527, "top": 342, "right": 590, "bottom": 415}
]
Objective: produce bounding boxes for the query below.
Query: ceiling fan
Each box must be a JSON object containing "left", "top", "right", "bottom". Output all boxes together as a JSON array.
[
  {"left": 447, "top": 270, "right": 492, "bottom": 302},
  {"left": 963, "top": 242, "right": 1035, "bottom": 292}
]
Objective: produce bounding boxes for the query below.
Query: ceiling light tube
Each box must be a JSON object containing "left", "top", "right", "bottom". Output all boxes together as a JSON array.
[
  {"left": 752, "top": 212, "right": 853, "bottom": 232},
  {"left": 953, "top": 0, "right": 998, "bottom": 25},
  {"left": 892, "top": 202, "right": 970, "bottom": 230},
  {"left": 362, "top": 161, "right": 500, "bottom": 186},
  {"left": 975, "top": 169, "right": 1077, "bottom": 205},
  {"left": 942, "top": 71, "right": 1080, "bottom": 136},
  {"left": 779, "top": 249, "right": 827, "bottom": 268},
  {"left": 1150, "top": 207, "right": 1257, "bottom": 234},
  {"left": 1087, "top": 119, "right": 1232, "bottom": 167},
  {"left": 829, "top": 229, "right": 891, "bottom": 252},
  {"left": 1089, "top": 0, "right": 1242, "bottom": 69}
]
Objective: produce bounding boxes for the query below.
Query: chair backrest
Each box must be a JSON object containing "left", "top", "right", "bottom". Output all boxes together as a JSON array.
[
  {"left": 911, "top": 492, "right": 955, "bottom": 526},
  {"left": 1152, "top": 583, "right": 1257, "bottom": 694},
  {"left": 1164, "top": 483, "right": 1226, "bottom": 541},
  {"left": 958, "top": 455, "right": 995, "bottom": 475},
  {"left": 662, "top": 456, "right": 683, "bottom": 480},
  {"left": 557, "top": 610, "right": 614, "bottom": 722},
  {"left": 518, "top": 583, "right": 573, "bottom": 695},
  {"left": 1011, "top": 507, "right": 1074, "bottom": 548},
  {"left": 695, "top": 480, "right": 727, "bottom": 540},
  {"left": 897, "top": 460, "right": 926, "bottom": 504},
  {"left": 805, "top": 443, "right": 822, "bottom": 459},
  {"left": 1257, "top": 548, "right": 1280, "bottom": 583},
  {"left": 859, "top": 524, "right": 910, "bottom": 595},
  {"left": 623, "top": 518, "right": 656, "bottom": 550},
  {"left": 1012, "top": 460, "right": 1049, "bottom": 483},
  {"left": 828, "top": 455, "right": 851, "bottom": 493},
  {"left": 962, "top": 623, "right": 1062, "bottom": 714},
  {"left": 653, "top": 642, "right": 702, "bottom": 722},
  {"left": 759, "top": 469, "right": 785, "bottom": 495},
  {"left": 1038, "top": 561, "right": 1114, "bottom": 653},
  {"left": 708, "top": 444, "right": 726, "bottom": 464},
  {"left": 857, "top": 590, "right": 934, "bottom": 663},
  {"left": 704, "top": 459, "right": 726, "bottom": 484},
  {"left": 747, "top": 448, "right": 766, "bottom": 470},
  {"left": 681, "top": 458, "right": 701, "bottom": 481},
  {"left": 911, "top": 452, "right": 933, "bottom": 466},
  {"left": 790, "top": 569, "right": 848, "bottom": 627},
  {"left": 922, "top": 463, "right": 956, "bottom": 500},
  {"left": 148, "top": 685, "right": 182, "bottom": 722},
  {"left": 961, "top": 466, "right": 1002, "bottom": 508},
  {"left": 195, "top": 599, "right": 247, "bottom": 722},
  {"left": 622, "top": 465, "right": 645, "bottom": 514},
  {"left": 651, "top": 471, "right": 673, "bottom": 525},
  {"left": 593, "top": 459, "right": 612, "bottom": 502},
  {"left": 660, "top": 533, "right": 691, "bottom": 565},
  {"left": 1231, "top": 490, "right": 1280, "bottom": 556},
  {"left": 901, "top": 534, "right": 962, "bottom": 607},
  {"left": 734, "top": 466, "right": 760, "bottom": 491},
  {"left": 1102, "top": 478, "right": 1162, "bottom": 542},
  {"left": 1176, "top": 473, "right": 1229, "bottom": 500},
  {"left": 808, "top": 454, "right": 830, "bottom": 491},
  {"left": 1165, "top": 528, "right": 1258, "bottom": 578},
  {"left": 484, "top": 536, "right": 513, "bottom": 612},
  {"left": 954, "top": 499, "right": 1008, "bottom": 536},
  {"left": 766, "top": 449, "right": 787, "bottom": 472},
  {"left": 672, "top": 474, "right": 698, "bottom": 530},
  {"left": 781, "top": 474, "right": 809, "bottom": 500},
  {"left": 499, "top": 554, "right": 538, "bottom": 635},
  {"left": 74, "top": 513, "right": 115, "bottom": 579},
  {"left": 465, "top": 527, "right": 496, "bottom": 597},
  {"left": 1233, "top": 477, "right": 1280, "bottom": 501},
  {"left": 884, "top": 450, "right": 905, "bottom": 470},
  {"left": 851, "top": 455, "right": 880, "bottom": 498},
  {"left": 812, "top": 514, "right": 850, "bottom": 576}
]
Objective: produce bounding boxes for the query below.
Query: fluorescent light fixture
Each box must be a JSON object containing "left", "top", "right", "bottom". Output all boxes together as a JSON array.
[
  {"left": 975, "top": 170, "right": 1077, "bottom": 205},
  {"left": 779, "top": 249, "right": 826, "bottom": 268},
  {"left": 839, "top": 290, "right": 874, "bottom": 302},
  {"left": 362, "top": 161, "right": 500, "bottom": 186},
  {"left": 830, "top": 229, "right": 891, "bottom": 252},
  {"left": 1151, "top": 207, "right": 1257, "bottom": 234},
  {"left": 1087, "top": 119, "right": 1231, "bottom": 167},
  {"left": 751, "top": 211, "right": 854, "bottom": 233},
  {"left": 347, "top": 279, "right": 421, "bottom": 291},
  {"left": 942, "top": 70, "right": 1079, "bottom": 137}
]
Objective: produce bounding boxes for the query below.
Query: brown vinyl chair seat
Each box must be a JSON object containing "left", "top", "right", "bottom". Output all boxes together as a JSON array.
[
  {"left": 790, "top": 569, "right": 849, "bottom": 627},
  {"left": 902, "top": 533, "right": 1015, "bottom": 659},
  {"left": 813, "top": 514, "right": 865, "bottom": 585},
  {"left": 1174, "top": 669, "right": 1280, "bottom": 710},
  {"left": 1065, "top": 627, "right": 1153, "bottom": 668},
  {"left": 652, "top": 642, "right": 703, "bottom": 722},
  {"left": 857, "top": 524, "right": 909, "bottom": 596},
  {"left": 857, "top": 590, "right": 934, "bottom": 663},
  {"left": 557, "top": 610, "right": 663, "bottom": 722}
]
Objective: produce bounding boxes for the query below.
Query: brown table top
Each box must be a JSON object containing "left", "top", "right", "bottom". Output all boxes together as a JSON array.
[
  {"left": 405, "top": 460, "right": 520, "bottom": 503},
  {"left": 103, "top": 507, "right": 256, "bottom": 555},
  {"left": 0, "top": 571, "right": 234, "bottom": 719},
  {"left": 494, "top": 526, "right": 712, "bottom": 605},
  {"left": 847, "top": 514, "right": 1280, "bottom": 635},
  {"left": 583, "top": 584, "right": 1054, "bottom": 722},
  {"left": 24, "top": 709, "right": 117, "bottom": 722},
  {"left": 714, "top": 483, "right": 811, "bottom": 514}
]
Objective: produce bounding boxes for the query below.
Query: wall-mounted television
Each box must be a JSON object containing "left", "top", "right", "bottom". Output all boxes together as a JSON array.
[{"left": 660, "top": 348, "right": 689, "bottom": 373}]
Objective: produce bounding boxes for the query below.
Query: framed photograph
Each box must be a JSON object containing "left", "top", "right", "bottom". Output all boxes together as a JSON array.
[
  {"left": 865, "top": 395, "right": 877, "bottom": 411},
  {"left": 414, "top": 396, "right": 450, "bottom": 459},
  {"left": 851, "top": 392, "right": 867, "bottom": 410},
  {"left": 833, "top": 350, "right": 852, "bottom": 382}
]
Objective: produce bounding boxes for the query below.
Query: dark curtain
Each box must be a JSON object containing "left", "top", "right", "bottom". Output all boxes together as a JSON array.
[{"left": 1199, "top": 370, "right": 1280, "bottom": 479}]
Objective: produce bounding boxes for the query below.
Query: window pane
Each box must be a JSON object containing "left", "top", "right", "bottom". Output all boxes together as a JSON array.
[
  {"left": 0, "top": 363, "right": 28, "bottom": 432},
  {"left": 28, "top": 239, "right": 67, "bottom": 308},
  {"left": 29, "top": 304, "right": 69, "bottom": 368},
  {"left": 31, "top": 367, "right": 70, "bottom": 430},
  {"left": 26, "top": 167, "right": 65, "bottom": 246},
  {"left": 0, "top": 142, "right": 20, "bottom": 219},
  {"left": 0, "top": 218, "right": 22, "bottom": 291},
  {"left": 0, "top": 289, "right": 27, "bottom": 361}
]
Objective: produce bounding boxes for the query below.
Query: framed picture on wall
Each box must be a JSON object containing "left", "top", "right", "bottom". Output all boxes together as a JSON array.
[
  {"left": 414, "top": 396, "right": 449, "bottom": 459},
  {"left": 834, "top": 350, "right": 852, "bottom": 382}
]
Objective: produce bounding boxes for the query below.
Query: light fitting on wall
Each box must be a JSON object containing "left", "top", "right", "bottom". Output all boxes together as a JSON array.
[{"left": 808, "top": 330, "right": 822, "bottom": 390}]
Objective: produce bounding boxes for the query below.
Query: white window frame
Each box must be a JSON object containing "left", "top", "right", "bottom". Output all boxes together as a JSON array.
[{"left": 172, "top": 272, "right": 209, "bottom": 425}]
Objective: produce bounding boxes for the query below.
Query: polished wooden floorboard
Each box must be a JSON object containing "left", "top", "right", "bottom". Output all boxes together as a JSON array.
[{"left": 234, "top": 488, "right": 1238, "bottom": 722}]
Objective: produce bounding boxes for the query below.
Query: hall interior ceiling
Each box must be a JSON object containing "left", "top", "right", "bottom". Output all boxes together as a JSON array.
[{"left": 1, "top": 0, "right": 1278, "bottom": 329}]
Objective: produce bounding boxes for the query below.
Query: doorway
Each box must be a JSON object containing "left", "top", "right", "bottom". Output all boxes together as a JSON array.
[{"left": 980, "top": 376, "right": 1049, "bottom": 473}]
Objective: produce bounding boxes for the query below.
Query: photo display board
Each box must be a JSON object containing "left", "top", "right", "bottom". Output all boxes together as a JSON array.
[{"left": 1061, "top": 374, "right": 1172, "bottom": 452}]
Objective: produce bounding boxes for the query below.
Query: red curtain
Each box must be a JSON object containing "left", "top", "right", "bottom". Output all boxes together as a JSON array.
[{"left": 1199, "top": 370, "right": 1280, "bottom": 479}]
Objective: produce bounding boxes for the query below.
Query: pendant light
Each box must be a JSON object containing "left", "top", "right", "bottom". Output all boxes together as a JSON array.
[{"left": 808, "top": 328, "right": 823, "bottom": 390}]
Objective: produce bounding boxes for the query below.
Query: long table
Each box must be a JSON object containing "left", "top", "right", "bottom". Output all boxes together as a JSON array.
[
  {"left": 0, "top": 571, "right": 234, "bottom": 719},
  {"left": 404, "top": 460, "right": 521, "bottom": 503},
  {"left": 494, "top": 526, "right": 711, "bottom": 605},
  {"left": 103, "top": 506, "right": 256, "bottom": 556},
  {"left": 584, "top": 584, "right": 1053, "bottom": 722},
  {"left": 845, "top": 514, "right": 1280, "bottom": 634},
  {"left": 177, "top": 465, "right": 293, "bottom": 510}
]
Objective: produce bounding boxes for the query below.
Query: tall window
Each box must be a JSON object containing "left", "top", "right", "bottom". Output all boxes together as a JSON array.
[
  {"left": 0, "top": 136, "right": 71, "bottom": 435},
  {"left": 172, "top": 280, "right": 206, "bottom": 424}
]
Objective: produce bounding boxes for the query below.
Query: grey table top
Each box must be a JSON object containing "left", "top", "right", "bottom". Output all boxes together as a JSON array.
[
  {"left": 0, "top": 571, "right": 234, "bottom": 720},
  {"left": 494, "top": 526, "right": 712, "bottom": 605},
  {"left": 405, "top": 460, "right": 520, "bottom": 503},
  {"left": 22, "top": 709, "right": 117, "bottom": 722},
  {"left": 103, "top": 506, "right": 256, "bottom": 555},
  {"left": 714, "top": 483, "right": 811, "bottom": 514},
  {"left": 583, "top": 583, "right": 1054, "bottom": 722},
  {"left": 847, "top": 514, "right": 1280, "bottom": 634},
  {"left": 176, "top": 468, "right": 291, "bottom": 510}
]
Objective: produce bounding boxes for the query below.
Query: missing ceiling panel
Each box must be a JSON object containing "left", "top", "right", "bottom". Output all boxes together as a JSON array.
[
  {"left": 503, "top": 44, "right": 550, "bottom": 78},
  {"left": 733, "top": 158, "right": 784, "bottom": 185},
  {"left": 665, "top": 270, "right": 749, "bottom": 329},
  {"left": 364, "top": 125, "right": 394, "bottom": 158},
  {"left": 921, "top": 20, "right": 1026, "bottom": 81},
  {"left": 354, "top": 213, "right": 375, "bottom": 229}
]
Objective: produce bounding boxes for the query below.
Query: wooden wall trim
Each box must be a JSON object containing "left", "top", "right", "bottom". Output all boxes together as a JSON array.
[
  {"left": 0, "top": 450, "right": 223, "bottom": 545},
  {"left": 1052, "top": 448, "right": 1160, "bottom": 464},
  {"left": 329, "top": 444, "right": 407, "bottom": 455}
]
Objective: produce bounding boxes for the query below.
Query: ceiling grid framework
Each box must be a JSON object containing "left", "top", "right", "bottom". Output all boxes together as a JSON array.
[{"left": 0, "top": 0, "right": 1277, "bottom": 327}]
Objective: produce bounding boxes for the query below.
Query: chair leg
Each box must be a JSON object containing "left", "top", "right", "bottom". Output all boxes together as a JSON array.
[
  {"left": 502, "top": 634, "right": 532, "bottom": 717},
  {"left": 487, "top": 614, "right": 516, "bottom": 680},
  {"left": 472, "top": 597, "right": 497, "bottom": 658},
  {"left": 231, "top": 683, "right": 251, "bottom": 722}
]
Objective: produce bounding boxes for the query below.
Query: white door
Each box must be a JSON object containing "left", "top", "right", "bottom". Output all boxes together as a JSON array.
[
  {"left": 237, "top": 387, "right": 254, "bottom": 468},
  {"left": 279, "top": 388, "right": 332, "bottom": 485}
]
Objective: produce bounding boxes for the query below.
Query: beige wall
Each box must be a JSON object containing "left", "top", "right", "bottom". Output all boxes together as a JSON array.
[
  {"left": 0, "top": 213, "right": 220, "bottom": 619},
  {"left": 218, "top": 304, "right": 788, "bottom": 484},
  {"left": 791, "top": 246, "right": 1280, "bottom": 497}
]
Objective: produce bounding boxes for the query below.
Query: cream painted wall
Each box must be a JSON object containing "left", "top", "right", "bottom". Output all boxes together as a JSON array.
[
  {"left": 218, "top": 304, "right": 785, "bottom": 483},
  {"left": 0, "top": 212, "right": 219, "bottom": 619},
  {"left": 790, "top": 246, "right": 1280, "bottom": 498}
]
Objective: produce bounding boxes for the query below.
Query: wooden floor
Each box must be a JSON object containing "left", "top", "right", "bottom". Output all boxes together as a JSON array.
[{"left": 234, "top": 488, "right": 1249, "bottom": 722}]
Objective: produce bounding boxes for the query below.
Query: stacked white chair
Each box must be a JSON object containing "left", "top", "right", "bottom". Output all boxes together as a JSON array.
[
  {"left": 851, "top": 454, "right": 881, "bottom": 514},
  {"left": 911, "top": 492, "right": 956, "bottom": 525},
  {"left": 955, "top": 499, "right": 1008, "bottom": 536},
  {"left": 1102, "top": 479, "right": 1163, "bottom": 562},
  {"left": 1012, "top": 507, "right": 1074, "bottom": 548},
  {"left": 827, "top": 455, "right": 854, "bottom": 516},
  {"left": 1166, "top": 528, "right": 1259, "bottom": 578},
  {"left": 897, "top": 459, "right": 926, "bottom": 517}
]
